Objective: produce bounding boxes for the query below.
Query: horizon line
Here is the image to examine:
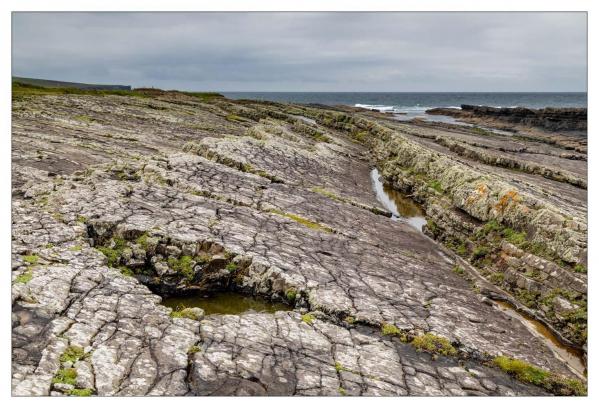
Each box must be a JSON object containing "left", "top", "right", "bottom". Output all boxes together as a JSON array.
[{"left": 218, "top": 90, "right": 587, "bottom": 94}]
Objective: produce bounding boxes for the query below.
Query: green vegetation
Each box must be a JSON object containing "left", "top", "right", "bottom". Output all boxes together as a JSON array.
[
  {"left": 285, "top": 289, "right": 297, "bottom": 302},
  {"left": 167, "top": 255, "right": 195, "bottom": 281},
  {"left": 188, "top": 345, "right": 201, "bottom": 354},
  {"left": 381, "top": 323, "right": 401, "bottom": 336},
  {"left": 52, "top": 367, "right": 78, "bottom": 386},
  {"left": 477, "top": 219, "right": 501, "bottom": 237},
  {"left": 226, "top": 262, "right": 239, "bottom": 273},
  {"left": 239, "top": 162, "right": 253, "bottom": 173},
  {"left": 514, "top": 288, "right": 540, "bottom": 309},
  {"left": 312, "top": 132, "right": 332, "bottom": 143},
  {"left": 411, "top": 333, "right": 457, "bottom": 356},
  {"left": 12, "top": 81, "right": 150, "bottom": 98},
  {"left": 338, "top": 387, "right": 347, "bottom": 396},
  {"left": 476, "top": 220, "right": 529, "bottom": 247},
  {"left": 427, "top": 180, "right": 443, "bottom": 193},
  {"left": 426, "top": 219, "right": 441, "bottom": 236},
  {"left": 456, "top": 242, "right": 468, "bottom": 256},
  {"left": 311, "top": 186, "right": 343, "bottom": 202},
  {"left": 226, "top": 114, "right": 245, "bottom": 122},
  {"left": 301, "top": 313, "right": 315, "bottom": 325},
  {"left": 502, "top": 228, "right": 527, "bottom": 245},
  {"left": 45, "top": 243, "right": 55, "bottom": 249},
  {"left": 76, "top": 215, "right": 87, "bottom": 224},
  {"left": 135, "top": 232, "right": 157, "bottom": 252},
  {"left": 197, "top": 253, "right": 212, "bottom": 264},
  {"left": 182, "top": 91, "right": 223, "bottom": 102},
  {"left": 66, "top": 388, "right": 94, "bottom": 396},
  {"left": 472, "top": 246, "right": 489, "bottom": 261},
  {"left": 60, "top": 346, "right": 86, "bottom": 364},
  {"left": 97, "top": 246, "right": 120, "bottom": 266},
  {"left": 452, "top": 265, "right": 465, "bottom": 276},
  {"left": 334, "top": 362, "right": 345, "bottom": 373},
  {"left": 489, "top": 272, "right": 505, "bottom": 285},
  {"left": 344, "top": 316, "right": 356, "bottom": 325},
  {"left": 492, "top": 356, "right": 586, "bottom": 396},
  {"left": 119, "top": 266, "right": 134, "bottom": 277},
  {"left": 15, "top": 272, "right": 33, "bottom": 284},
  {"left": 74, "top": 114, "right": 93, "bottom": 123},
  {"left": 135, "top": 233, "right": 149, "bottom": 248},
  {"left": 97, "top": 238, "right": 127, "bottom": 267},
  {"left": 22, "top": 254, "right": 39, "bottom": 264},
  {"left": 538, "top": 289, "right": 587, "bottom": 343},
  {"left": 170, "top": 308, "right": 201, "bottom": 320},
  {"left": 493, "top": 355, "right": 547, "bottom": 384},
  {"left": 269, "top": 209, "right": 334, "bottom": 233},
  {"left": 351, "top": 130, "right": 369, "bottom": 143},
  {"left": 69, "top": 245, "right": 83, "bottom": 251},
  {"left": 574, "top": 264, "right": 587, "bottom": 274}
]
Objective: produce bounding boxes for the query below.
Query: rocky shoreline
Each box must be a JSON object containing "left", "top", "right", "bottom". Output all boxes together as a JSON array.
[
  {"left": 11, "top": 86, "right": 587, "bottom": 396},
  {"left": 426, "top": 105, "right": 587, "bottom": 132}
]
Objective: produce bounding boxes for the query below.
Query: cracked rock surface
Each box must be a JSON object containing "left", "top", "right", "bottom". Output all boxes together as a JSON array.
[{"left": 12, "top": 91, "right": 583, "bottom": 396}]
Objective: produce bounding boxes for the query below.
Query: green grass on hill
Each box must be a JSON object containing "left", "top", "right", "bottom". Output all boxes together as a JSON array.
[{"left": 12, "top": 81, "right": 224, "bottom": 101}]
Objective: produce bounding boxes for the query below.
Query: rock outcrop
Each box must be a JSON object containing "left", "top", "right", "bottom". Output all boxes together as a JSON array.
[
  {"left": 315, "top": 108, "right": 587, "bottom": 348},
  {"left": 11, "top": 89, "right": 586, "bottom": 396},
  {"left": 426, "top": 105, "right": 587, "bottom": 132}
]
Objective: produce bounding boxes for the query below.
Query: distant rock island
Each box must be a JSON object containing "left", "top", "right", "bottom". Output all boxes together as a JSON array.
[{"left": 426, "top": 104, "right": 587, "bottom": 132}]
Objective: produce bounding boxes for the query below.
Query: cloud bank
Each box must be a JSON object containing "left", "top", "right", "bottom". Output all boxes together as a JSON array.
[{"left": 12, "top": 12, "right": 587, "bottom": 92}]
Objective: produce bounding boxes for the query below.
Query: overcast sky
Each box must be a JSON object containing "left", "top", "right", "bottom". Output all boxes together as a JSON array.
[{"left": 12, "top": 12, "right": 587, "bottom": 92}]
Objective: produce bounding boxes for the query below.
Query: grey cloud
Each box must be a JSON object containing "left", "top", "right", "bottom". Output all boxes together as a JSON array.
[{"left": 12, "top": 12, "right": 587, "bottom": 92}]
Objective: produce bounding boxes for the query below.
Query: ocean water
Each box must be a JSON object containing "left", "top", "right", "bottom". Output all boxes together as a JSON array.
[{"left": 223, "top": 92, "right": 586, "bottom": 121}]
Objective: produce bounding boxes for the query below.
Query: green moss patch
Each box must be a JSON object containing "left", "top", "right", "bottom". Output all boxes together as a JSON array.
[
  {"left": 15, "top": 272, "right": 33, "bottom": 284},
  {"left": 226, "top": 262, "right": 238, "bottom": 273},
  {"left": 22, "top": 254, "right": 39, "bottom": 264},
  {"left": 60, "top": 346, "right": 86, "bottom": 364},
  {"left": 427, "top": 180, "right": 444, "bottom": 193},
  {"left": 285, "top": 289, "right": 297, "bottom": 302},
  {"left": 301, "top": 313, "right": 315, "bottom": 325},
  {"left": 52, "top": 367, "right": 78, "bottom": 386},
  {"left": 411, "top": 333, "right": 457, "bottom": 356},
  {"left": 167, "top": 255, "right": 195, "bottom": 281},
  {"left": 188, "top": 345, "right": 201, "bottom": 354},
  {"left": 269, "top": 209, "right": 334, "bottom": 233},
  {"left": 492, "top": 356, "right": 586, "bottom": 396},
  {"left": 381, "top": 323, "right": 401, "bottom": 337},
  {"left": 170, "top": 308, "right": 201, "bottom": 320},
  {"left": 226, "top": 114, "right": 245, "bottom": 122},
  {"left": 66, "top": 388, "right": 94, "bottom": 396}
]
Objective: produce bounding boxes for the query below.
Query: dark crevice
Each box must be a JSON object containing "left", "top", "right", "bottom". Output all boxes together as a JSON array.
[{"left": 86, "top": 221, "right": 297, "bottom": 313}]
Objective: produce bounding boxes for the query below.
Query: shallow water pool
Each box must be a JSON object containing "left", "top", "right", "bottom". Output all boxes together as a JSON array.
[
  {"left": 370, "top": 168, "right": 427, "bottom": 232},
  {"left": 162, "top": 292, "right": 292, "bottom": 315}
]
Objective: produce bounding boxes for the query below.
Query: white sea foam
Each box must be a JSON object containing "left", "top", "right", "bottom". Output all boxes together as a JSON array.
[
  {"left": 354, "top": 104, "right": 396, "bottom": 112},
  {"left": 354, "top": 103, "right": 440, "bottom": 113}
]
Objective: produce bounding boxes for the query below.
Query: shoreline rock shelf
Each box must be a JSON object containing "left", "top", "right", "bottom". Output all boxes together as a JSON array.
[{"left": 11, "top": 88, "right": 586, "bottom": 396}]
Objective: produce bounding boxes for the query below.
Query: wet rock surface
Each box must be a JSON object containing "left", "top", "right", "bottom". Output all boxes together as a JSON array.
[{"left": 12, "top": 91, "right": 585, "bottom": 395}]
